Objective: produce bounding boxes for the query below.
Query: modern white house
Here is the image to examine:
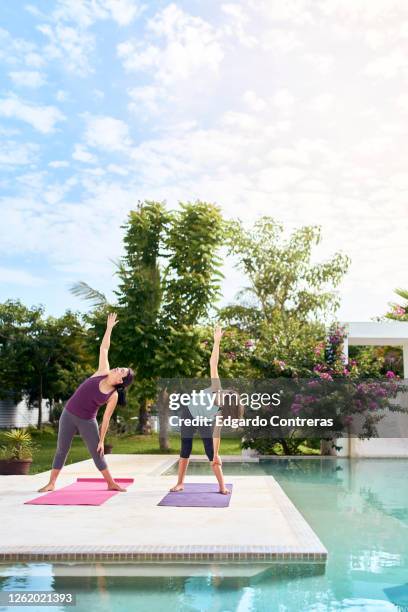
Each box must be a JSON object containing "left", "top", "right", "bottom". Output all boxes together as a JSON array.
[
  {"left": 0, "top": 397, "right": 50, "bottom": 429},
  {"left": 338, "top": 321, "right": 408, "bottom": 458}
]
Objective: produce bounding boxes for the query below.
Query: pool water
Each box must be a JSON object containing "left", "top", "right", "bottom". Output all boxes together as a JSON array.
[{"left": 1, "top": 458, "right": 407, "bottom": 611}]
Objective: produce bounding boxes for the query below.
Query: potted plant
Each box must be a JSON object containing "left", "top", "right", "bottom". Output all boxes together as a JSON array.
[{"left": 0, "top": 429, "right": 36, "bottom": 475}]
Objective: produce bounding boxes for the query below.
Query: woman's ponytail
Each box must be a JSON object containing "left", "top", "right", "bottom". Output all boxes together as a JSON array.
[
  {"left": 116, "top": 385, "right": 127, "bottom": 406},
  {"left": 115, "top": 368, "right": 134, "bottom": 406}
]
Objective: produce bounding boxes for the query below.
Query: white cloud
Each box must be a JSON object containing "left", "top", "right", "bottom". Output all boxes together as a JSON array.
[
  {"left": 260, "top": 29, "right": 302, "bottom": 53},
  {"left": 49, "top": 160, "right": 70, "bottom": 168},
  {"left": 0, "top": 266, "right": 46, "bottom": 287},
  {"left": 72, "top": 144, "right": 97, "bottom": 163},
  {"left": 396, "top": 94, "right": 408, "bottom": 112},
  {"left": 365, "top": 49, "right": 408, "bottom": 78},
  {"left": 0, "top": 27, "right": 44, "bottom": 67},
  {"left": 101, "top": 0, "right": 144, "bottom": 26},
  {"left": 43, "top": 176, "right": 78, "bottom": 205},
  {"left": 84, "top": 115, "right": 133, "bottom": 152},
  {"left": 0, "top": 96, "right": 66, "bottom": 133},
  {"left": 221, "top": 111, "right": 260, "bottom": 131},
  {"left": 33, "top": 0, "right": 144, "bottom": 77},
  {"left": 117, "top": 4, "right": 224, "bottom": 84},
  {"left": 56, "top": 90, "right": 69, "bottom": 102},
  {"left": 243, "top": 90, "right": 267, "bottom": 112},
  {"left": 37, "top": 23, "right": 95, "bottom": 76},
  {"left": 107, "top": 163, "right": 129, "bottom": 176},
  {"left": 318, "top": 0, "right": 407, "bottom": 25},
  {"left": 127, "top": 85, "right": 169, "bottom": 116},
  {"left": 309, "top": 93, "right": 335, "bottom": 113},
  {"left": 0, "top": 125, "right": 20, "bottom": 136},
  {"left": 221, "top": 3, "right": 258, "bottom": 48},
  {"left": 9, "top": 70, "right": 46, "bottom": 87},
  {"left": 247, "top": 0, "right": 314, "bottom": 25},
  {"left": 273, "top": 89, "right": 296, "bottom": 113},
  {"left": 0, "top": 140, "right": 38, "bottom": 166},
  {"left": 92, "top": 88, "right": 104, "bottom": 99},
  {"left": 52, "top": 0, "right": 144, "bottom": 28},
  {"left": 303, "top": 53, "right": 335, "bottom": 74}
]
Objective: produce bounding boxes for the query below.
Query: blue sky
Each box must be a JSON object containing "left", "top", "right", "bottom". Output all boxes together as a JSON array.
[{"left": 1, "top": 0, "right": 407, "bottom": 321}]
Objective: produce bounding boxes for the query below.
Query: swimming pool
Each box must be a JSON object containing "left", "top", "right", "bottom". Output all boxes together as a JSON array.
[{"left": 1, "top": 458, "right": 407, "bottom": 611}]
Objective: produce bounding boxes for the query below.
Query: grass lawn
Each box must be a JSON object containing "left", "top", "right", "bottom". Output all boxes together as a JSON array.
[
  {"left": 0, "top": 429, "right": 242, "bottom": 475},
  {"left": 0, "top": 429, "right": 320, "bottom": 475}
]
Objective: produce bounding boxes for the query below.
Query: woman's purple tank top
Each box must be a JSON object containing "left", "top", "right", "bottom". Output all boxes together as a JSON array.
[{"left": 65, "top": 375, "right": 115, "bottom": 420}]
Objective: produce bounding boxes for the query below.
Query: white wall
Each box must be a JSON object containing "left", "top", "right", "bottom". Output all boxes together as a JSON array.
[{"left": 0, "top": 397, "right": 50, "bottom": 429}]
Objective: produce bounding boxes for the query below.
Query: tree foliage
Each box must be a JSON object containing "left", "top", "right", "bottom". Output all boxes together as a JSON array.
[{"left": 0, "top": 301, "right": 92, "bottom": 428}]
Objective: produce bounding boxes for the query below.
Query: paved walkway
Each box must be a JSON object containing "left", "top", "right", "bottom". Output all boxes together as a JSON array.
[{"left": 0, "top": 455, "right": 327, "bottom": 563}]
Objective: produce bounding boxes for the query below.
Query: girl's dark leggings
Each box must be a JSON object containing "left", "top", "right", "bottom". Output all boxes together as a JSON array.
[
  {"left": 52, "top": 408, "right": 107, "bottom": 471},
  {"left": 179, "top": 407, "right": 214, "bottom": 461}
]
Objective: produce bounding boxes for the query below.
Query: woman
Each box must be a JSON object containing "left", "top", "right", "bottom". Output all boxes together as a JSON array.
[
  {"left": 39, "top": 313, "right": 134, "bottom": 493},
  {"left": 170, "top": 326, "right": 243, "bottom": 495}
]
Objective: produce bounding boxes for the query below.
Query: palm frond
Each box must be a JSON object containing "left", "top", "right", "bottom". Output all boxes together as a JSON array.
[
  {"left": 70, "top": 282, "right": 108, "bottom": 308},
  {"left": 109, "top": 257, "right": 127, "bottom": 276},
  {"left": 394, "top": 288, "right": 408, "bottom": 302}
]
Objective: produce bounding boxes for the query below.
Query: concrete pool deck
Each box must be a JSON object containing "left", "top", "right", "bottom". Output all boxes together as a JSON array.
[{"left": 0, "top": 455, "right": 327, "bottom": 564}]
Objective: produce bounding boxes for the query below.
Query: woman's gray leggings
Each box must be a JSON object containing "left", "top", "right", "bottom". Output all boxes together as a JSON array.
[{"left": 52, "top": 408, "right": 108, "bottom": 471}]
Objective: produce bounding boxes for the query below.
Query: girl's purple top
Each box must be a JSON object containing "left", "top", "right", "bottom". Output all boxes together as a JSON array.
[{"left": 65, "top": 375, "right": 115, "bottom": 420}]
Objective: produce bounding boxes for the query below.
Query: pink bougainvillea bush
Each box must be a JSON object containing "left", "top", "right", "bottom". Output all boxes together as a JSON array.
[{"left": 241, "top": 325, "right": 408, "bottom": 455}]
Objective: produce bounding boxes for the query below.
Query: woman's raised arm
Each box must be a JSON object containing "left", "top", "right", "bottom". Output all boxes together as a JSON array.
[
  {"left": 209, "top": 325, "right": 223, "bottom": 393},
  {"left": 96, "top": 313, "right": 119, "bottom": 374}
]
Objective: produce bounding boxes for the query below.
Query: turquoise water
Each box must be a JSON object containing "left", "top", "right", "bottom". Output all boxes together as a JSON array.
[{"left": 1, "top": 458, "right": 407, "bottom": 611}]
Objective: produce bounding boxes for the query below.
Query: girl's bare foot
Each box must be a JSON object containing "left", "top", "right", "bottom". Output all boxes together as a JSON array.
[
  {"left": 38, "top": 483, "right": 55, "bottom": 492},
  {"left": 170, "top": 483, "right": 184, "bottom": 492},
  {"left": 108, "top": 482, "right": 126, "bottom": 492},
  {"left": 219, "top": 487, "right": 230, "bottom": 495}
]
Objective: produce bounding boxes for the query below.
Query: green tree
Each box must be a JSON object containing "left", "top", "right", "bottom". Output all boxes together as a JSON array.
[
  {"left": 73, "top": 201, "right": 224, "bottom": 447},
  {"left": 219, "top": 218, "right": 350, "bottom": 455},
  {"left": 114, "top": 201, "right": 169, "bottom": 434},
  {"left": 221, "top": 218, "right": 350, "bottom": 374},
  {"left": 0, "top": 301, "right": 91, "bottom": 428},
  {"left": 154, "top": 202, "right": 224, "bottom": 448}
]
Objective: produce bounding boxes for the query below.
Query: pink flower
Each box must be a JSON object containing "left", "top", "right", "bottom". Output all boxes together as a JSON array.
[
  {"left": 319, "top": 372, "right": 333, "bottom": 381},
  {"left": 313, "top": 342, "right": 325, "bottom": 355},
  {"left": 291, "top": 403, "right": 302, "bottom": 414},
  {"left": 344, "top": 415, "right": 353, "bottom": 424},
  {"left": 386, "top": 371, "right": 396, "bottom": 379},
  {"left": 392, "top": 305, "right": 405, "bottom": 317},
  {"left": 245, "top": 339, "right": 255, "bottom": 348}
]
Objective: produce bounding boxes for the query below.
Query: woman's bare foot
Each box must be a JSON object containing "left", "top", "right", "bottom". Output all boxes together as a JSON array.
[
  {"left": 170, "top": 483, "right": 184, "bottom": 492},
  {"left": 108, "top": 482, "right": 126, "bottom": 492},
  {"left": 219, "top": 487, "right": 230, "bottom": 495},
  {"left": 38, "top": 483, "right": 55, "bottom": 492}
]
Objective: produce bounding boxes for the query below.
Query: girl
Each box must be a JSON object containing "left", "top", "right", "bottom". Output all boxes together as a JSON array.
[
  {"left": 38, "top": 313, "right": 134, "bottom": 493},
  {"left": 170, "top": 326, "right": 243, "bottom": 495}
]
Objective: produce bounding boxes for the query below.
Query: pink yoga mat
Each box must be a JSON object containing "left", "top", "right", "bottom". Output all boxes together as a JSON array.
[{"left": 25, "top": 478, "right": 134, "bottom": 506}]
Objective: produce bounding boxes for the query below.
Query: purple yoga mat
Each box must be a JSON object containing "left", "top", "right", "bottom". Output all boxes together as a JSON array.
[
  {"left": 25, "top": 478, "right": 134, "bottom": 506},
  {"left": 158, "top": 483, "right": 233, "bottom": 507}
]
